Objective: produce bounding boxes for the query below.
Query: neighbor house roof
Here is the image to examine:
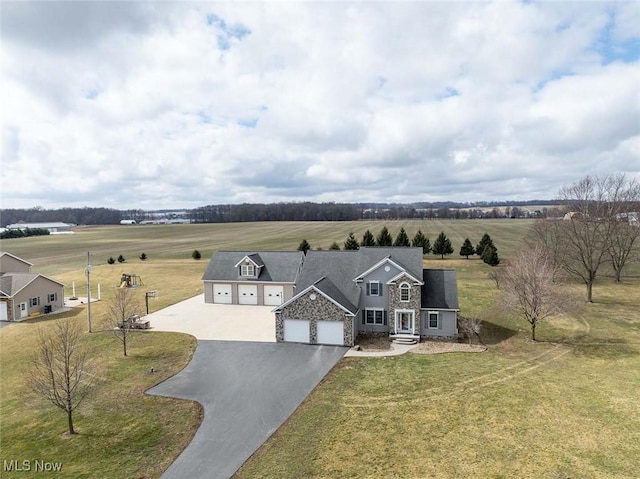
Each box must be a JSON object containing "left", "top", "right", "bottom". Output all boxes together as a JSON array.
[
  {"left": 421, "top": 269, "right": 459, "bottom": 310},
  {"left": 202, "top": 251, "right": 304, "bottom": 283},
  {"left": 0, "top": 273, "right": 64, "bottom": 298},
  {"left": 0, "top": 252, "right": 34, "bottom": 268}
]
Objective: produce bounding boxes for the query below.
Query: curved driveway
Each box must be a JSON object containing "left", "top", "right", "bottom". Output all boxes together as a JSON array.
[{"left": 148, "top": 337, "right": 345, "bottom": 478}]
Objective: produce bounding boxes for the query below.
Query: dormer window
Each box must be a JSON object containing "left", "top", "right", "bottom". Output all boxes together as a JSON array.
[
  {"left": 241, "top": 264, "right": 255, "bottom": 277},
  {"left": 400, "top": 282, "right": 410, "bottom": 302}
]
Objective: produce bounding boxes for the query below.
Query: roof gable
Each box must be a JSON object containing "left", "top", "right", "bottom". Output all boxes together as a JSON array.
[
  {"left": 0, "top": 273, "right": 64, "bottom": 297},
  {"left": 202, "top": 251, "right": 304, "bottom": 283}
]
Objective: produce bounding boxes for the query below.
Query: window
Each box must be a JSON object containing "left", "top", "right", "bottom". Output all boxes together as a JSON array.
[
  {"left": 400, "top": 283, "right": 410, "bottom": 302},
  {"left": 48, "top": 293, "right": 57, "bottom": 303},
  {"left": 367, "top": 281, "right": 381, "bottom": 296},
  {"left": 30, "top": 297, "right": 40, "bottom": 307},
  {"left": 428, "top": 312, "right": 439, "bottom": 329},
  {"left": 364, "top": 309, "right": 387, "bottom": 325},
  {"left": 240, "top": 264, "right": 255, "bottom": 277}
]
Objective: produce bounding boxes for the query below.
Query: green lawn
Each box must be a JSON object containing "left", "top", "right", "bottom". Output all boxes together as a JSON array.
[
  {"left": 1, "top": 220, "right": 638, "bottom": 478},
  {"left": 234, "top": 264, "right": 640, "bottom": 478}
]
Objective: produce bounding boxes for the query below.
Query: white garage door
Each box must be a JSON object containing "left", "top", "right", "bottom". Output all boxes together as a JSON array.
[
  {"left": 0, "top": 302, "right": 7, "bottom": 321},
  {"left": 238, "top": 284, "right": 258, "bottom": 305},
  {"left": 283, "top": 319, "right": 310, "bottom": 343},
  {"left": 317, "top": 320, "right": 344, "bottom": 345},
  {"left": 213, "top": 284, "right": 232, "bottom": 304},
  {"left": 263, "top": 285, "right": 284, "bottom": 306}
]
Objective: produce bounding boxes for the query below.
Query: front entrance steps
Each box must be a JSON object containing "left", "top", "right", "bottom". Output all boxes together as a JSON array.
[{"left": 390, "top": 333, "right": 420, "bottom": 345}]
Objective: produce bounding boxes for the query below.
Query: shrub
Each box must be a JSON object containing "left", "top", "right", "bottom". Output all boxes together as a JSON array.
[
  {"left": 117, "top": 255, "right": 126, "bottom": 263},
  {"left": 192, "top": 250, "right": 202, "bottom": 260},
  {"left": 139, "top": 253, "right": 147, "bottom": 261},
  {"left": 107, "top": 257, "right": 116, "bottom": 265}
]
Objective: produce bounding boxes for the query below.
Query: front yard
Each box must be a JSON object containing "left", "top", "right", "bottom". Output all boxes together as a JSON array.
[{"left": 234, "top": 277, "right": 640, "bottom": 478}]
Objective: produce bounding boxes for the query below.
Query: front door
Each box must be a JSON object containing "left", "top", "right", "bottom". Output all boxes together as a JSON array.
[{"left": 395, "top": 310, "right": 414, "bottom": 334}]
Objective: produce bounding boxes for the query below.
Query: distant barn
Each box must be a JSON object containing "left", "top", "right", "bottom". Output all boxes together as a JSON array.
[
  {"left": 120, "top": 220, "right": 137, "bottom": 225},
  {"left": 5, "top": 222, "right": 74, "bottom": 234}
]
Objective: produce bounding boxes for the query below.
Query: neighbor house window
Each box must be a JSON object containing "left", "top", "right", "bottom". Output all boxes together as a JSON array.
[
  {"left": 48, "top": 293, "right": 57, "bottom": 303},
  {"left": 30, "top": 297, "right": 40, "bottom": 307},
  {"left": 428, "top": 312, "right": 439, "bottom": 329},
  {"left": 241, "top": 264, "right": 254, "bottom": 276},
  {"left": 400, "top": 283, "right": 410, "bottom": 302},
  {"left": 364, "top": 308, "right": 387, "bottom": 325},
  {"left": 367, "top": 281, "right": 381, "bottom": 296}
]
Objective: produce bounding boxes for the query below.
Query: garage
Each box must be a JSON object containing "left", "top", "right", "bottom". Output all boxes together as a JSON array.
[
  {"left": 238, "top": 284, "right": 258, "bottom": 305},
  {"left": 0, "top": 302, "right": 7, "bottom": 321},
  {"left": 263, "top": 285, "right": 284, "bottom": 306},
  {"left": 213, "top": 284, "right": 232, "bottom": 304},
  {"left": 283, "top": 319, "right": 310, "bottom": 343},
  {"left": 317, "top": 320, "right": 345, "bottom": 345}
]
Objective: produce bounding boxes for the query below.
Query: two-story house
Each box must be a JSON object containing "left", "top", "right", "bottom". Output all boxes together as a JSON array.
[{"left": 202, "top": 247, "right": 459, "bottom": 347}]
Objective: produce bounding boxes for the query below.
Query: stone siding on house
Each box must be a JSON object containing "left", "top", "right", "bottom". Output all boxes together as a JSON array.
[
  {"left": 388, "top": 274, "right": 422, "bottom": 334},
  {"left": 275, "top": 289, "right": 353, "bottom": 346}
]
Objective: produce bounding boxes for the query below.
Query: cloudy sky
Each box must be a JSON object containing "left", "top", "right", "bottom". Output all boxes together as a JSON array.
[{"left": 2, "top": 1, "right": 639, "bottom": 210}]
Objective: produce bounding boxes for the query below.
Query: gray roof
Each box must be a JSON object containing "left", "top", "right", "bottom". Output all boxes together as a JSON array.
[
  {"left": 295, "top": 251, "right": 361, "bottom": 313},
  {"left": 355, "top": 247, "right": 424, "bottom": 281},
  {"left": 294, "top": 247, "right": 425, "bottom": 314},
  {"left": 421, "top": 269, "right": 459, "bottom": 310},
  {"left": 202, "top": 251, "right": 304, "bottom": 283},
  {"left": 0, "top": 273, "right": 63, "bottom": 297}
]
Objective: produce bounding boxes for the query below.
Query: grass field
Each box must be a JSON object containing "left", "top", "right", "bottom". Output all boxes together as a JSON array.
[{"left": 1, "top": 220, "right": 639, "bottom": 478}]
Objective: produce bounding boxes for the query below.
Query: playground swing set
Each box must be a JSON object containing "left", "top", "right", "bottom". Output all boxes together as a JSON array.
[{"left": 119, "top": 273, "right": 144, "bottom": 288}]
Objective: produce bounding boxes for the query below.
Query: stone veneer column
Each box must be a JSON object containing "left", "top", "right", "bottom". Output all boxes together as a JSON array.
[{"left": 388, "top": 274, "right": 422, "bottom": 335}]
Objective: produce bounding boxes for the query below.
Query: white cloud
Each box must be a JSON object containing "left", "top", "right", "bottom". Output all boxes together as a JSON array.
[{"left": 1, "top": 1, "right": 638, "bottom": 209}]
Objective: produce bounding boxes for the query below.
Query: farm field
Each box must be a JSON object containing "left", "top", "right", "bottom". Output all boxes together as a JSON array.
[{"left": 1, "top": 219, "right": 639, "bottom": 478}]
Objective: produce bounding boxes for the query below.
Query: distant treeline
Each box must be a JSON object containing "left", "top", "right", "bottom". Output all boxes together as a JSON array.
[
  {"left": 1, "top": 200, "right": 565, "bottom": 227},
  {"left": 189, "top": 201, "right": 565, "bottom": 223}
]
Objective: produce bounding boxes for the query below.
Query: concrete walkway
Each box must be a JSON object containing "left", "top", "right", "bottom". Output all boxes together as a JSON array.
[{"left": 344, "top": 341, "right": 419, "bottom": 357}]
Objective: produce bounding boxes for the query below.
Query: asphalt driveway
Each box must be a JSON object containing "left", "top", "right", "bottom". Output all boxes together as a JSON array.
[{"left": 148, "top": 340, "right": 346, "bottom": 479}]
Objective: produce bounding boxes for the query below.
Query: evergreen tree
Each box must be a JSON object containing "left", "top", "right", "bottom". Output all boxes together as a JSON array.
[
  {"left": 117, "top": 254, "right": 126, "bottom": 263},
  {"left": 432, "top": 231, "right": 454, "bottom": 259},
  {"left": 329, "top": 241, "right": 341, "bottom": 250},
  {"left": 476, "top": 233, "right": 495, "bottom": 256},
  {"left": 192, "top": 250, "right": 201, "bottom": 260},
  {"left": 482, "top": 245, "right": 500, "bottom": 266},
  {"left": 343, "top": 232, "right": 360, "bottom": 250},
  {"left": 139, "top": 253, "right": 147, "bottom": 261},
  {"left": 412, "top": 230, "right": 431, "bottom": 254},
  {"left": 393, "top": 228, "right": 410, "bottom": 247},
  {"left": 361, "top": 230, "right": 375, "bottom": 247},
  {"left": 459, "top": 238, "right": 475, "bottom": 259},
  {"left": 376, "top": 226, "right": 393, "bottom": 246},
  {"left": 298, "top": 239, "right": 311, "bottom": 255}
]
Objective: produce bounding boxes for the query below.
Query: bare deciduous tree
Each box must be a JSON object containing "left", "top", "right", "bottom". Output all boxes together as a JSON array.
[
  {"left": 108, "top": 288, "right": 141, "bottom": 357},
  {"left": 458, "top": 316, "right": 482, "bottom": 345},
  {"left": 27, "top": 319, "right": 93, "bottom": 435},
  {"left": 499, "top": 247, "right": 568, "bottom": 341},
  {"left": 556, "top": 173, "right": 634, "bottom": 302},
  {"left": 609, "top": 222, "right": 640, "bottom": 282}
]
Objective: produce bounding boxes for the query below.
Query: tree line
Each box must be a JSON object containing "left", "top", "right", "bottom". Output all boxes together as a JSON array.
[
  {"left": 297, "top": 227, "right": 501, "bottom": 266},
  {"left": 2, "top": 201, "right": 567, "bottom": 227}
]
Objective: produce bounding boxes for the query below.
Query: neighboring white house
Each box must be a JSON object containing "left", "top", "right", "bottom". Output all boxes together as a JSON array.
[{"left": 120, "top": 220, "right": 137, "bottom": 225}]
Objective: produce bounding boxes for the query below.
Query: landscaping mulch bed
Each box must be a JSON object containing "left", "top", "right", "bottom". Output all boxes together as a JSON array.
[
  {"left": 411, "top": 341, "right": 487, "bottom": 354},
  {"left": 354, "top": 336, "right": 392, "bottom": 351}
]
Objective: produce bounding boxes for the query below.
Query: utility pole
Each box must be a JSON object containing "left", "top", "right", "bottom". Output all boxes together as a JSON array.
[{"left": 86, "top": 252, "right": 92, "bottom": 333}]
